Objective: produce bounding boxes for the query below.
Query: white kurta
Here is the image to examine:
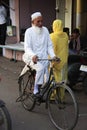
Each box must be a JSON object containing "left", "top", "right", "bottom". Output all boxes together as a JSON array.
[
  {"left": 23, "top": 26, "right": 55, "bottom": 84},
  {"left": 0, "top": 5, "right": 7, "bottom": 24}
]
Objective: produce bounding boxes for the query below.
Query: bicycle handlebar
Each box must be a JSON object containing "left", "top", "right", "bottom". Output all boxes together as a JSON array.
[{"left": 38, "top": 57, "right": 61, "bottom": 62}]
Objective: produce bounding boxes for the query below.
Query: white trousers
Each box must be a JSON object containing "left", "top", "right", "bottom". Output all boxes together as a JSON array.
[
  {"left": 30, "top": 61, "right": 49, "bottom": 85},
  {"left": 22, "top": 53, "right": 49, "bottom": 85}
]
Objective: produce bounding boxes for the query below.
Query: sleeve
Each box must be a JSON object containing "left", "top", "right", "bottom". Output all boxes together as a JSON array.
[
  {"left": 47, "top": 30, "right": 56, "bottom": 58},
  {"left": 24, "top": 29, "right": 36, "bottom": 58},
  {"left": 3, "top": 6, "right": 7, "bottom": 18}
]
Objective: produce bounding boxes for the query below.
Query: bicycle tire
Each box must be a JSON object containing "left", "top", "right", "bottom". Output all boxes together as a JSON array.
[
  {"left": 19, "top": 71, "right": 36, "bottom": 111},
  {"left": 47, "top": 83, "right": 78, "bottom": 130},
  {"left": 0, "top": 106, "right": 12, "bottom": 130}
]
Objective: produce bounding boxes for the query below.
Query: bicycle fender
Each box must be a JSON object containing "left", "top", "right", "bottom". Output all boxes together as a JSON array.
[{"left": 0, "top": 100, "right": 5, "bottom": 107}]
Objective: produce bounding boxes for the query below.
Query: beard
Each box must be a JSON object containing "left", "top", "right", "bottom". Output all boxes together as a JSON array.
[{"left": 32, "top": 25, "right": 43, "bottom": 35}]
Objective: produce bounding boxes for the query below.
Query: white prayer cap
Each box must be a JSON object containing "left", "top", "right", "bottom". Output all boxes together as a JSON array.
[{"left": 31, "top": 12, "right": 42, "bottom": 21}]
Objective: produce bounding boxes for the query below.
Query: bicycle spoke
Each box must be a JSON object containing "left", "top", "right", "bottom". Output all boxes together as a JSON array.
[{"left": 19, "top": 71, "right": 36, "bottom": 111}]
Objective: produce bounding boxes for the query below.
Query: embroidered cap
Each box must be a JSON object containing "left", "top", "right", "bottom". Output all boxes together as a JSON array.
[{"left": 31, "top": 12, "right": 42, "bottom": 21}]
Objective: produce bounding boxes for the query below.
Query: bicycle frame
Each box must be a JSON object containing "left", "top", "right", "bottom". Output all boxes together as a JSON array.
[
  {"left": 17, "top": 58, "right": 60, "bottom": 104},
  {"left": 34, "top": 60, "right": 58, "bottom": 106}
]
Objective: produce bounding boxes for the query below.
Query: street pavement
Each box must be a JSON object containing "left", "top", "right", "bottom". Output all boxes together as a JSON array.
[{"left": 0, "top": 56, "right": 87, "bottom": 130}]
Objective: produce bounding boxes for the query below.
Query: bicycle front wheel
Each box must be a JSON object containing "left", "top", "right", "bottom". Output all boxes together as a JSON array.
[
  {"left": 47, "top": 83, "right": 78, "bottom": 130},
  {"left": 18, "top": 71, "right": 36, "bottom": 111},
  {"left": 0, "top": 106, "right": 12, "bottom": 130}
]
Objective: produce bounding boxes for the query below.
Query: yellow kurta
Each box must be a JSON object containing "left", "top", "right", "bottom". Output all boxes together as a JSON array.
[
  {"left": 50, "top": 19, "right": 68, "bottom": 82},
  {"left": 50, "top": 20, "right": 69, "bottom": 100}
]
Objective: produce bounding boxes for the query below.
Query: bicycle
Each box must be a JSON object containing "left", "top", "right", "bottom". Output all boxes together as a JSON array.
[
  {"left": 0, "top": 78, "right": 12, "bottom": 130},
  {"left": 17, "top": 58, "right": 79, "bottom": 130},
  {"left": 0, "top": 100, "right": 12, "bottom": 130}
]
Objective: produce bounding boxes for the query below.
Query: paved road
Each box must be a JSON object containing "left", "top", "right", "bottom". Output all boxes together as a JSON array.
[{"left": 0, "top": 56, "right": 87, "bottom": 130}]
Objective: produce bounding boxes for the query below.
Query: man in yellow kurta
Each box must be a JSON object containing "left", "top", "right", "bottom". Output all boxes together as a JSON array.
[{"left": 50, "top": 19, "right": 69, "bottom": 100}]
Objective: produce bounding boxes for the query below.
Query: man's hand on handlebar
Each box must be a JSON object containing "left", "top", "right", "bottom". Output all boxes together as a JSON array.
[
  {"left": 32, "top": 55, "right": 38, "bottom": 64},
  {"left": 53, "top": 56, "right": 61, "bottom": 62}
]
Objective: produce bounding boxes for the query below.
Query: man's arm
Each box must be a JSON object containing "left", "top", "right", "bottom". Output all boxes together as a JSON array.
[
  {"left": 24, "top": 29, "right": 36, "bottom": 58},
  {"left": 46, "top": 28, "right": 56, "bottom": 58}
]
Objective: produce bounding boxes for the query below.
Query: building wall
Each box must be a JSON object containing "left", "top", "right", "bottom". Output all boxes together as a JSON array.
[
  {"left": 9, "top": 0, "right": 87, "bottom": 42},
  {"left": 9, "top": 0, "right": 15, "bottom": 25},
  {"left": 76, "top": 0, "right": 87, "bottom": 35},
  {"left": 19, "top": 0, "right": 56, "bottom": 32},
  {"left": 56, "top": 0, "right": 65, "bottom": 25},
  {"left": 65, "top": 0, "right": 72, "bottom": 34},
  {"left": 3, "top": 49, "right": 24, "bottom": 61},
  {"left": 64, "top": 0, "right": 87, "bottom": 36}
]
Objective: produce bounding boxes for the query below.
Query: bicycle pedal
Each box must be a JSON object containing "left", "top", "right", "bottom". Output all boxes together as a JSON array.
[
  {"left": 33, "top": 93, "right": 41, "bottom": 99},
  {"left": 16, "top": 96, "right": 26, "bottom": 102},
  {"left": 36, "top": 101, "right": 41, "bottom": 106},
  {"left": 50, "top": 100, "right": 55, "bottom": 104}
]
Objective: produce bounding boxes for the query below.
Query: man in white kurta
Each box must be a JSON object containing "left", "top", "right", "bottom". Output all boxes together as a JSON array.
[{"left": 23, "top": 12, "right": 56, "bottom": 95}]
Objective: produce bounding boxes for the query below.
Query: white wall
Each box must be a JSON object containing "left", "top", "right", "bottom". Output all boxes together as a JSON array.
[
  {"left": 65, "top": 0, "right": 72, "bottom": 34},
  {"left": 56, "top": 0, "right": 65, "bottom": 25},
  {"left": 76, "top": 0, "right": 87, "bottom": 35},
  {"left": 9, "top": 0, "right": 16, "bottom": 25},
  {"left": 56, "top": 0, "right": 72, "bottom": 34}
]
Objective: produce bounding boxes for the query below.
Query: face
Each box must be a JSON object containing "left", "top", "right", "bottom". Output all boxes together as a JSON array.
[
  {"left": 72, "top": 33, "right": 79, "bottom": 39},
  {"left": 32, "top": 16, "right": 43, "bottom": 28}
]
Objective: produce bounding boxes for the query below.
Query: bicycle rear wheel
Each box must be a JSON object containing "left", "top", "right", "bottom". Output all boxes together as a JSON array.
[
  {"left": 0, "top": 106, "right": 12, "bottom": 130},
  {"left": 47, "top": 83, "right": 78, "bottom": 130},
  {"left": 18, "top": 71, "right": 36, "bottom": 111}
]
